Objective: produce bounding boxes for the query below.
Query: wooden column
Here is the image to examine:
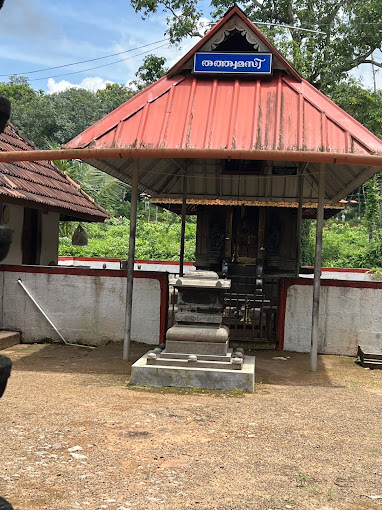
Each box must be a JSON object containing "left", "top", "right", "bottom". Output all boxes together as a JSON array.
[
  {"left": 179, "top": 172, "right": 187, "bottom": 277},
  {"left": 123, "top": 160, "right": 139, "bottom": 360},
  {"left": 310, "top": 164, "right": 325, "bottom": 371}
]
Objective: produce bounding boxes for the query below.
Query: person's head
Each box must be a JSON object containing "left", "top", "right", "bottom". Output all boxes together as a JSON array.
[
  {"left": 0, "top": 355, "right": 12, "bottom": 398},
  {"left": 0, "top": 496, "right": 14, "bottom": 510}
]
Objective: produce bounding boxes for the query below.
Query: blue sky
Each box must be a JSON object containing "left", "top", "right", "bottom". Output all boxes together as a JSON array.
[
  {"left": 0, "top": 0, "right": 380, "bottom": 94},
  {"left": 0, "top": 0, "right": 206, "bottom": 93}
]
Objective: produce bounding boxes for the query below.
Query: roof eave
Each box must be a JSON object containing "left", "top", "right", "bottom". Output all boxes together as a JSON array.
[{"left": 0, "top": 192, "right": 109, "bottom": 222}]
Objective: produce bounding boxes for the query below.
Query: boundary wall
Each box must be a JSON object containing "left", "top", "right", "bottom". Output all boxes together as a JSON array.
[
  {"left": 277, "top": 275, "right": 382, "bottom": 356},
  {"left": 0, "top": 265, "right": 168, "bottom": 347}
]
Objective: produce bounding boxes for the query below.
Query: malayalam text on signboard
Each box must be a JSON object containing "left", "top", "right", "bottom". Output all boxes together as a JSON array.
[{"left": 194, "top": 52, "right": 272, "bottom": 75}]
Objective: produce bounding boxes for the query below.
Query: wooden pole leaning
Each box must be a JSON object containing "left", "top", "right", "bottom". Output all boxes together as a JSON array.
[
  {"left": 310, "top": 164, "right": 326, "bottom": 371},
  {"left": 123, "top": 160, "right": 139, "bottom": 361}
]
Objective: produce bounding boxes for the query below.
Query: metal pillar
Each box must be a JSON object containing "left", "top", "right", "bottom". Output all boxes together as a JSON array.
[
  {"left": 295, "top": 170, "right": 304, "bottom": 276},
  {"left": 179, "top": 172, "right": 187, "bottom": 277},
  {"left": 123, "top": 160, "right": 139, "bottom": 360},
  {"left": 310, "top": 164, "right": 326, "bottom": 371}
]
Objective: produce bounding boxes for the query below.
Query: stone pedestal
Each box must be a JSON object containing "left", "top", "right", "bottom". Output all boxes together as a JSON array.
[
  {"left": 166, "top": 270, "right": 231, "bottom": 356},
  {"left": 131, "top": 270, "right": 255, "bottom": 392}
]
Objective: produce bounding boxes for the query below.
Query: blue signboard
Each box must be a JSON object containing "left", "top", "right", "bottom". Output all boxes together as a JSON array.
[{"left": 194, "top": 52, "right": 272, "bottom": 75}]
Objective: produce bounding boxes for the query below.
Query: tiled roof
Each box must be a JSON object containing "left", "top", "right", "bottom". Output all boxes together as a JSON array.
[{"left": 0, "top": 124, "right": 108, "bottom": 221}]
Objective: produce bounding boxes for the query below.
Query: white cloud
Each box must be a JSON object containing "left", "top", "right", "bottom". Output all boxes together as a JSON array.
[{"left": 47, "top": 77, "right": 114, "bottom": 94}]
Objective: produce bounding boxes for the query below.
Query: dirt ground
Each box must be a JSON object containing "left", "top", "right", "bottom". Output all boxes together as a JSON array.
[{"left": 0, "top": 342, "right": 382, "bottom": 510}]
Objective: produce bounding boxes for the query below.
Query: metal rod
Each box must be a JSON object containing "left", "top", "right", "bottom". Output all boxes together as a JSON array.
[
  {"left": 17, "top": 279, "right": 94, "bottom": 349},
  {"left": 179, "top": 172, "right": 187, "bottom": 277},
  {"left": 310, "top": 165, "right": 326, "bottom": 371},
  {"left": 0, "top": 147, "right": 381, "bottom": 168},
  {"left": 123, "top": 160, "right": 139, "bottom": 361},
  {"left": 295, "top": 170, "right": 304, "bottom": 276}
]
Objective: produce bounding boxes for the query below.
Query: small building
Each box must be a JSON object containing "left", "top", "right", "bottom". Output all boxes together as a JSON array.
[
  {"left": 0, "top": 123, "right": 108, "bottom": 265},
  {"left": 64, "top": 6, "right": 382, "bottom": 358},
  {"left": 1, "top": 7, "right": 381, "bottom": 362}
]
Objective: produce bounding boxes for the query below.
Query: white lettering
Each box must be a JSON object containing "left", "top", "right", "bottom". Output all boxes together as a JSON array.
[
  {"left": 253, "top": 58, "right": 266, "bottom": 69},
  {"left": 198, "top": 55, "right": 269, "bottom": 71}
]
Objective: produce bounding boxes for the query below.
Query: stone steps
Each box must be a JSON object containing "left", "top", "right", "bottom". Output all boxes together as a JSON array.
[{"left": 0, "top": 331, "right": 20, "bottom": 350}]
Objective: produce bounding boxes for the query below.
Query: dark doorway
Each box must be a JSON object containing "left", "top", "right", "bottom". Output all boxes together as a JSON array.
[{"left": 22, "top": 208, "right": 41, "bottom": 265}]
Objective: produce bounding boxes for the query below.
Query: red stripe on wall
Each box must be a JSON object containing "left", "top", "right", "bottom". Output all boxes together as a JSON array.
[
  {"left": 301, "top": 266, "right": 370, "bottom": 274},
  {"left": 58, "top": 256, "right": 194, "bottom": 266}
]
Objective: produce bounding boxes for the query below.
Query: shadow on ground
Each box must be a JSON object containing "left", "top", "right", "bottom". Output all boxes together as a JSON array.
[{"left": 0, "top": 341, "right": 353, "bottom": 388}]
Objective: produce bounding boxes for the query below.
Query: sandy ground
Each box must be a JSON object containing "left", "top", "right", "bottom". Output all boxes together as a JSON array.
[{"left": 0, "top": 341, "right": 382, "bottom": 510}]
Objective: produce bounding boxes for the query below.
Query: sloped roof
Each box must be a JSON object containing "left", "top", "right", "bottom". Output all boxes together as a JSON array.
[
  {"left": 0, "top": 124, "right": 108, "bottom": 221},
  {"left": 65, "top": 6, "right": 382, "bottom": 205},
  {"left": 66, "top": 71, "right": 381, "bottom": 156}
]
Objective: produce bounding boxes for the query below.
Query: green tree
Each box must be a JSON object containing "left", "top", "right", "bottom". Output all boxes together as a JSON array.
[
  {"left": 0, "top": 77, "right": 136, "bottom": 147},
  {"left": 133, "top": 55, "right": 168, "bottom": 91},
  {"left": 54, "top": 156, "right": 131, "bottom": 218},
  {"left": 96, "top": 83, "right": 134, "bottom": 115},
  {"left": 364, "top": 173, "right": 381, "bottom": 240},
  {"left": 41, "top": 88, "right": 104, "bottom": 145},
  {"left": 331, "top": 80, "right": 382, "bottom": 138},
  {"left": 130, "top": 0, "right": 382, "bottom": 92}
]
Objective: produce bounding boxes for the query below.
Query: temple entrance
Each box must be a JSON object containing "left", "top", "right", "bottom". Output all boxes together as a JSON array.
[{"left": 189, "top": 204, "right": 298, "bottom": 347}]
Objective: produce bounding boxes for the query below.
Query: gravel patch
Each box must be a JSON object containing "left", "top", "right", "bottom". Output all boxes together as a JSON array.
[{"left": 0, "top": 342, "right": 381, "bottom": 510}]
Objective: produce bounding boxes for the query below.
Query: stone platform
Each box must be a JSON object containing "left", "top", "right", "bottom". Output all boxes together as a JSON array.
[{"left": 130, "top": 352, "right": 255, "bottom": 392}]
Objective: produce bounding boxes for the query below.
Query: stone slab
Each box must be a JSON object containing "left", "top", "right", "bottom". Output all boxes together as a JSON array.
[
  {"left": 169, "top": 278, "right": 230, "bottom": 289},
  {"left": 165, "top": 340, "right": 228, "bottom": 355},
  {"left": 160, "top": 350, "right": 233, "bottom": 362},
  {"left": 0, "top": 331, "right": 20, "bottom": 350},
  {"left": 175, "top": 312, "right": 222, "bottom": 324},
  {"left": 131, "top": 353, "right": 255, "bottom": 392},
  {"left": 166, "top": 324, "right": 229, "bottom": 343},
  {"left": 146, "top": 357, "right": 242, "bottom": 370}
]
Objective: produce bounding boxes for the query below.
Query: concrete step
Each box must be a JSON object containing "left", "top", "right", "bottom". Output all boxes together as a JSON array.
[{"left": 0, "top": 331, "right": 20, "bottom": 350}]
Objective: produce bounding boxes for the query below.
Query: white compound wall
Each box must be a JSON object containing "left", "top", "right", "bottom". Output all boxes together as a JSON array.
[
  {"left": 0, "top": 266, "right": 168, "bottom": 346},
  {"left": 282, "top": 280, "right": 382, "bottom": 355}
]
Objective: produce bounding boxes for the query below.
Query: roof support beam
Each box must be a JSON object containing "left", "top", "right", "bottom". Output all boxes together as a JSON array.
[
  {"left": 0, "top": 147, "right": 381, "bottom": 168},
  {"left": 179, "top": 171, "right": 187, "bottom": 277},
  {"left": 310, "top": 164, "right": 326, "bottom": 372},
  {"left": 123, "top": 160, "right": 139, "bottom": 361}
]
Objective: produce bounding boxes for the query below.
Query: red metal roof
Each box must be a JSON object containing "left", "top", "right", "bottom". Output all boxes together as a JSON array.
[
  {"left": 64, "top": 6, "right": 382, "bottom": 205},
  {"left": 0, "top": 124, "right": 108, "bottom": 221},
  {"left": 66, "top": 70, "right": 382, "bottom": 156}
]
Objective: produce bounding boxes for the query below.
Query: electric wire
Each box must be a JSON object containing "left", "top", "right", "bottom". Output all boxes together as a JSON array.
[
  {"left": 28, "top": 42, "right": 170, "bottom": 82},
  {"left": 1, "top": 17, "right": 380, "bottom": 81},
  {"left": 0, "top": 39, "right": 170, "bottom": 78}
]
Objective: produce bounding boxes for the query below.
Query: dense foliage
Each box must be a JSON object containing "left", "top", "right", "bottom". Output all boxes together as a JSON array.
[
  {"left": 59, "top": 218, "right": 197, "bottom": 261},
  {"left": 301, "top": 220, "right": 382, "bottom": 268},
  {"left": 0, "top": 56, "right": 166, "bottom": 148}
]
